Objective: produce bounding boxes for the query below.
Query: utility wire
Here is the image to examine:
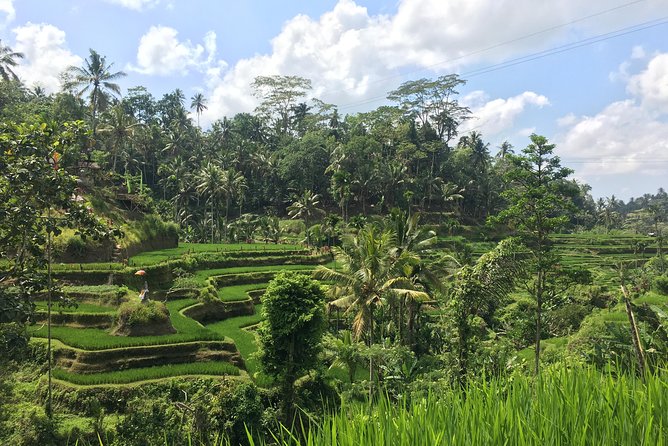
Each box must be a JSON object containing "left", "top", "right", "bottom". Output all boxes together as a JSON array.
[
  {"left": 336, "top": 10, "right": 666, "bottom": 110},
  {"left": 463, "top": 17, "right": 668, "bottom": 79},
  {"left": 325, "top": 0, "right": 649, "bottom": 101}
]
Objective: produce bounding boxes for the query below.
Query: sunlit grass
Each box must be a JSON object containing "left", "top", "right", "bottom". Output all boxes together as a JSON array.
[
  {"left": 53, "top": 361, "right": 240, "bottom": 385},
  {"left": 129, "top": 242, "right": 304, "bottom": 265},
  {"left": 30, "top": 299, "right": 224, "bottom": 349},
  {"left": 258, "top": 367, "right": 667, "bottom": 446},
  {"left": 217, "top": 283, "right": 267, "bottom": 302},
  {"left": 206, "top": 304, "right": 264, "bottom": 375}
]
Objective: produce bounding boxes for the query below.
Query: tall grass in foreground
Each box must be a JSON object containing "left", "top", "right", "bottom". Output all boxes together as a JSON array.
[{"left": 255, "top": 367, "right": 667, "bottom": 446}]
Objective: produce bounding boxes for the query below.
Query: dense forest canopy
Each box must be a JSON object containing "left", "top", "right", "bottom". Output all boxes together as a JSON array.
[{"left": 1, "top": 47, "right": 666, "bottom": 244}]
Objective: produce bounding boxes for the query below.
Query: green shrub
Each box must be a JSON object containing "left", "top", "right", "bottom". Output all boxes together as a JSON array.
[
  {"left": 116, "top": 300, "right": 170, "bottom": 328},
  {"left": 7, "top": 408, "right": 59, "bottom": 446},
  {"left": 546, "top": 303, "right": 590, "bottom": 337},
  {"left": 652, "top": 275, "right": 668, "bottom": 295},
  {"left": 171, "top": 275, "right": 200, "bottom": 290},
  {"left": 212, "top": 382, "right": 264, "bottom": 444},
  {"left": 279, "top": 219, "right": 304, "bottom": 235},
  {"left": 0, "top": 323, "right": 29, "bottom": 361}
]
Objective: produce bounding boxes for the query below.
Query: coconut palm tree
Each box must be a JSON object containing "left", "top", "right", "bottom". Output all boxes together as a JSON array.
[
  {"left": 63, "top": 49, "right": 126, "bottom": 136},
  {"left": 221, "top": 168, "right": 246, "bottom": 223},
  {"left": 190, "top": 93, "right": 208, "bottom": 128},
  {"left": 0, "top": 40, "right": 23, "bottom": 82},
  {"left": 98, "top": 104, "right": 144, "bottom": 172},
  {"left": 287, "top": 190, "right": 325, "bottom": 246},
  {"left": 195, "top": 161, "right": 226, "bottom": 242},
  {"left": 315, "top": 225, "right": 428, "bottom": 400}
]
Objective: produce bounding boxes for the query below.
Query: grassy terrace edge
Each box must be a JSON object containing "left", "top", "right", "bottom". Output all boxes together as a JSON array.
[{"left": 52, "top": 361, "right": 241, "bottom": 385}]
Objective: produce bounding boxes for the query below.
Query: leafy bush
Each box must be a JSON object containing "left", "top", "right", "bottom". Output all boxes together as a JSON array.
[
  {"left": 7, "top": 408, "right": 59, "bottom": 446},
  {"left": 652, "top": 275, "right": 668, "bottom": 295},
  {"left": 114, "top": 301, "right": 171, "bottom": 335},
  {"left": 545, "top": 303, "right": 590, "bottom": 337},
  {"left": 279, "top": 219, "right": 304, "bottom": 235},
  {"left": 0, "top": 322, "right": 29, "bottom": 361},
  {"left": 171, "top": 275, "right": 200, "bottom": 290},
  {"left": 211, "top": 382, "right": 264, "bottom": 444}
]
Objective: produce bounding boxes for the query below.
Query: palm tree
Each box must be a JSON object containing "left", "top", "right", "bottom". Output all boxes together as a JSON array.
[
  {"left": 385, "top": 211, "right": 439, "bottom": 346},
  {"left": 0, "top": 40, "right": 23, "bottom": 82},
  {"left": 98, "top": 105, "right": 144, "bottom": 172},
  {"left": 221, "top": 168, "right": 246, "bottom": 223},
  {"left": 440, "top": 182, "right": 464, "bottom": 219},
  {"left": 287, "top": 190, "right": 325, "bottom": 246},
  {"left": 315, "top": 225, "right": 428, "bottom": 399},
  {"left": 190, "top": 93, "right": 208, "bottom": 128},
  {"left": 195, "top": 161, "right": 226, "bottom": 243},
  {"left": 63, "top": 49, "right": 126, "bottom": 136}
]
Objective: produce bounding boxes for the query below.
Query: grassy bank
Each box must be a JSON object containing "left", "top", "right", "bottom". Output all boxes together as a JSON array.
[{"left": 260, "top": 367, "right": 667, "bottom": 446}]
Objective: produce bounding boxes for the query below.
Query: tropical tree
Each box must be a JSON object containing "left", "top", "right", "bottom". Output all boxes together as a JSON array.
[
  {"left": 448, "top": 238, "right": 525, "bottom": 383},
  {"left": 0, "top": 40, "right": 23, "bottom": 82},
  {"left": 222, "top": 168, "right": 246, "bottom": 223},
  {"left": 315, "top": 225, "right": 429, "bottom": 399},
  {"left": 385, "top": 211, "right": 439, "bottom": 347},
  {"left": 195, "top": 161, "right": 226, "bottom": 242},
  {"left": 98, "top": 104, "right": 143, "bottom": 172},
  {"left": 287, "top": 190, "right": 325, "bottom": 246},
  {"left": 387, "top": 74, "right": 470, "bottom": 142},
  {"left": 251, "top": 75, "right": 312, "bottom": 135},
  {"left": 190, "top": 93, "right": 207, "bottom": 128},
  {"left": 0, "top": 120, "right": 116, "bottom": 417},
  {"left": 493, "top": 134, "right": 574, "bottom": 375},
  {"left": 63, "top": 49, "right": 126, "bottom": 136},
  {"left": 258, "top": 271, "right": 326, "bottom": 422},
  {"left": 440, "top": 182, "right": 464, "bottom": 217}
]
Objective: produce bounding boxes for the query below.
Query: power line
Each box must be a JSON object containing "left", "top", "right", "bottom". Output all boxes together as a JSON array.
[
  {"left": 336, "top": 9, "right": 665, "bottom": 110},
  {"left": 462, "top": 17, "right": 668, "bottom": 79},
  {"left": 327, "top": 0, "right": 648, "bottom": 101}
]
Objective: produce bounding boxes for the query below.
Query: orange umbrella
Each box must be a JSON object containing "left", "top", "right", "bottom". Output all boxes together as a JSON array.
[{"left": 134, "top": 270, "right": 147, "bottom": 276}]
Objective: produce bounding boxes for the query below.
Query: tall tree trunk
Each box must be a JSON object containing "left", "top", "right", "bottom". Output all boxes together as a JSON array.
[
  {"left": 281, "top": 333, "right": 296, "bottom": 425},
  {"left": 534, "top": 269, "right": 543, "bottom": 376},
  {"left": 621, "top": 284, "right": 646, "bottom": 377}
]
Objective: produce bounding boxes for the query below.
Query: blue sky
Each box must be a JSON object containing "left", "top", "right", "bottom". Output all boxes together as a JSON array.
[{"left": 1, "top": 0, "right": 668, "bottom": 200}]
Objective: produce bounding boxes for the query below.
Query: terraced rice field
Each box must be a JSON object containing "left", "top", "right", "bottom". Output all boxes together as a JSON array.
[
  {"left": 32, "top": 234, "right": 664, "bottom": 387},
  {"left": 31, "top": 242, "right": 328, "bottom": 386}
]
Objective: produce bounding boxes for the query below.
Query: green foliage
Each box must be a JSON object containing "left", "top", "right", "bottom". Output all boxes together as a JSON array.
[
  {"left": 0, "top": 120, "right": 115, "bottom": 324},
  {"left": 446, "top": 238, "right": 526, "bottom": 381},
  {"left": 0, "top": 322, "right": 29, "bottom": 361},
  {"left": 115, "top": 300, "right": 170, "bottom": 328},
  {"left": 258, "top": 271, "right": 326, "bottom": 417},
  {"left": 211, "top": 382, "right": 264, "bottom": 444},
  {"left": 6, "top": 407, "right": 59, "bottom": 446},
  {"left": 258, "top": 368, "right": 667, "bottom": 446},
  {"left": 53, "top": 362, "right": 239, "bottom": 385},
  {"left": 652, "top": 275, "right": 668, "bottom": 295}
]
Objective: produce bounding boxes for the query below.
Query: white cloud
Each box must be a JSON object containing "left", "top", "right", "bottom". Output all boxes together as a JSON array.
[
  {"left": 103, "top": 0, "right": 162, "bottom": 11},
  {"left": 627, "top": 53, "right": 668, "bottom": 109},
  {"left": 0, "top": 0, "right": 14, "bottom": 25},
  {"left": 557, "top": 113, "right": 577, "bottom": 127},
  {"left": 460, "top": 90, "right": 549, "bottom": 137},
  {"left": 129, "top": 26, "right": 218, "bottom": 76},
  {"left": 12, "top": 22, "right": 82, "bottom": 93},
  {"left": 631, "top": 45, "right": 646, "bottom": 60},
  {"left": 558, "top": 52, "right": 668, "bottom": 177},
  {"left": 201, "top": 0, "right": 666, "bottom": 123}
]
